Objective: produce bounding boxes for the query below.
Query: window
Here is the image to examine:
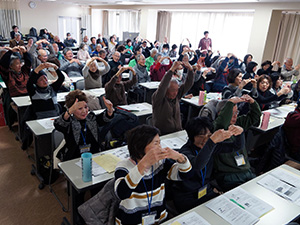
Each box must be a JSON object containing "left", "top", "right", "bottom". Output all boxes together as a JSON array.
[{"left": 58, "top": 16, "right": 81, "bottom": 45}]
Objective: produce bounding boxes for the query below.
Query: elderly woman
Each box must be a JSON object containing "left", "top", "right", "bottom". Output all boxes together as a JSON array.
[
  {"left": 91, "top": 44, "right": 102, "bottom": 57},
  {"left": 82, "top": 56, "right": 110, "bottom": 89},
  {"left": 114, "top": 125, "right": 192, "bottom": 225},
  {"left": 77, "top": 43, "right": 90, "bottom": 62},
  {"left": 257, "top": 60, "right": 281, "bottom": 76},
  {"left": 150, "top": 53, "right": 172, "bottom": 81},
  {"left": 256, "top": 74, "right": 291, "bottom": 110},
  {"left": 54, "top": 90, "right": 114, "bottom": 161}
]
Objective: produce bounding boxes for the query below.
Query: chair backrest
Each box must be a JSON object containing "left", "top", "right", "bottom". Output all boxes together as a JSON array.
[
  {"left": 99, "top": 94, "right": 107, "bottom": 109},
  {"left": 76, "top": 79, "right": 85, "bottom": 90},
  {"left": 146, "top": 115, "right": 153, "bottom": 126},
  {"left": 52, "top": 129, "right": 65, "bottom": 152},
  {"left": 198, "top": 99, "right": 219, "bottom": 121}
]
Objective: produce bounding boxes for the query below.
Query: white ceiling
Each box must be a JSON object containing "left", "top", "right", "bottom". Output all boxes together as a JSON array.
[{"left": 37, "top": 0, "right": 300, "bottom": 6}]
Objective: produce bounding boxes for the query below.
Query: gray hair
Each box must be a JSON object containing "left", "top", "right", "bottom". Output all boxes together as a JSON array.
[
  {"left": 14, "top": 32, "right": 21, "bottom": 37},
  {"left": 153, "top": 52, "right": 162, "bottom": 61},
  {"left": 150, "top": 48, "right": 158, "bottom": 55},
  {"left": 136, "top": 54, "right": 145, "bottom": 61},
  {"left": 79, "top": 43, "right": 86, "bottom": 49},
  {"left": 63, "top": 47, "right": 73, "bottom": 55},
  {"left": 168, "top": 78, "right": 179, "bottom": 88}
]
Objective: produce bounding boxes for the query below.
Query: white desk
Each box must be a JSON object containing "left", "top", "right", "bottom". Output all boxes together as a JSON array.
[
  {"left": 58, "top": 129, "right": 187, "bottom": 225},
  {"left": 85, "top": 88, "right": 105, "bottom": 97},
  {"left": 163, "top": 164, "right": 300, "bottom": 225},
  {"left": 139, "top": 81, "right": 160, "bottom": 103},
  {"left": 69, "top": 76, "right": 84, "bottom": 84}
]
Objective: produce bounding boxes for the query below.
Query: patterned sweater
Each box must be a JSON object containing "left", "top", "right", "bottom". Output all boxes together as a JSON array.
[{"left": 114, "top": 157, "right": 192, "bottom": 225}]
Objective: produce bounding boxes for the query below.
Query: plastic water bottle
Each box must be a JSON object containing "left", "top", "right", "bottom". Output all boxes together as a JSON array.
[
  {"left": 70, "top": 83, "right": 74, "bottom": 91},
  {"left": 204, "top": 90, "right": 207, "bottom": 102}
]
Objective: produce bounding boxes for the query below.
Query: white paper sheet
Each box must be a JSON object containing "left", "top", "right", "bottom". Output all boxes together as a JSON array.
[
  {"left": 118, "top": 103, "right": 149, "bottom": 112},
  {"left": 206, "top": 195, "right": 259, "bottom": 225},
  {"left": 37, "top": 118, "right": 55, "bottom": 130},
  {"left": 75, "top": 159, "right": 107, "bottom": 177},
  {"left": 161, "top": 137, "right": 186, "bottom": 149},
  {"left": 168, "top": 211, "right": 210, "bottom": 225},
  {"left": 224, "top": 187, "right": 273, "bottom": 218}
]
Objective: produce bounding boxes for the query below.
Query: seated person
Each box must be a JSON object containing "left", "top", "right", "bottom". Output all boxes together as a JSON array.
[
  {"left": 284, "top": 100, "right": 300, "bottom": 161},
  {"left": 108, "top": 35, "right": 117, "bottom": 55},
  {"left": 88, "top": 37, "right": 97, "bottom": 55},
  {"left": 9, "top": 33, "right": 24, "bottom": 48},
  {"left": 105, "top": 67, "right": 137, "bottom": 106},
  {"left": 91, "top": 44, "right": 102, "bottom": 57},
  {"left": 10, "top": 25, "right": 23, "bottom": 40},
  {"left": 145, "top": 48, "right": 158, "bottom": 71},
  {"left": 54, "top": 90, "right": 114, "bottom": 161},
  {"left": 222, "top": 68, "right": 258, "bottom": 99},
  {"left": 77, "top": 43, "right": 91, "bottom": 62},
  {"left": 25, "top": 37, "right": 34, "bottom": 52},
  {"left": 103, "top": 51, "right": 122, "bottom": 87},
  {"left": 64, "top": 32, "right": 77, "bottom": 47},
  {"left": 212, "top": 53, "right": 239, "bottom": 92},
  {"left": 28, "top": 39, "right": 55, "bottom": 69},
  {"left": 27, "top": 62, "right": 64, "bottom": 119},
  {"left": 96, "top": 33, "right": 107, "bottom": 48},
  {"left": 152, "top": 61, "right": 194, "bottom": 135},
  {"left": 139, "top": 39, "right": 154, "bottom": 58},
  {"left": 99, "top": 49, "right": 108, "bottom": 61},
  {"left": 169, "top": 44, "right": 177, "bottom": 58},
  {"left": 52, "top": 43, "right": 64, "bottom": 61},
  {"left": 150, "top": 53, "right": 172, "bottom": 81},
  {"left": 239, "top": 54, "right": 253, "bottom": 74},
  {"left": 242, "top": 61, "right": 258, "bottom": 90},
  {"left": 213, "top": 95, "right": 261, "bottom": 191},
  {"left": 128, "top": 46, "right": 142, "bottom": 68},
  {"left": 270, "top": 72, "right": 293, "bottom": 108},
  {"left": 125, "top": 39, "right": 133, "bottom": 54},
  {"left": 257, "top": 60, "right": 281, "bottom": 76},
  {"left": 256, "top": 74, "right": 291, "bottom": 110},
  {"left": 54, "top": 36, "right": 66, "bottom": 51},
  {"left": 114, "top": 125, "right": 192, "bottom": 225},
  {"left": 0, "top": 46, "right": 31, "bottom": 98},
  {"left": 116, "top": 45, "right": 132, "bottom": 65},
  {"left": 178, "top": 48, "right": 198, "bottom": 69},
  {"left": 173, "top": 117, "right": 236, "bottom": 213},
  {"left": 45, "top": 57, "right": 72, "bottom": 92},
  {"left": 60, "top": 48, "right": 84, "bottom": 77},
  {"left": 83, "top": 57, "right": 110, "bottom": 89},
  {"left": 281, "top": 58, "right": 300, "bottom": 81}
]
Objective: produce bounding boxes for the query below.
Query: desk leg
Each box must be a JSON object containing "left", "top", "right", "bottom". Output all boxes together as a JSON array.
[
  {"left": 70, "top": 183, "right": 85, "bottom": 225},
  {"left": 143, "top": 87, "right": 147, "bottom": 102}
]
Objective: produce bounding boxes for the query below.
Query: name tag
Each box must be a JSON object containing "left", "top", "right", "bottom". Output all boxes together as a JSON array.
[
  {"left": 79, "top": 144, "right": 91, "bottom": 154},
  {"left": 198, "top": 185, "right": 207, "bottom": 199},
  {"left": 234, "top": 154, "right": 246, "bottom": 166},
  {"left": 142, "top": 211, "right": 156, "bottom": 225}
]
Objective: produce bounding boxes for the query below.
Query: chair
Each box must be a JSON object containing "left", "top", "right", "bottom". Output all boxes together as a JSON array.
[
  {"left": 75, "top": 79, "right": 85, "bottom": 90},
  {"left": 99, "top": 94, "right": 107, "bottom": 109},
  {"left": 49, "top": 129, "right": 69, "bottom": 212},
  {"left": 146, "top": 115, "right": 153, "bottom": 126}
]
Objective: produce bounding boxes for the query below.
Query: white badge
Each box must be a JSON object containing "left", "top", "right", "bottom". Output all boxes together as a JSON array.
[{"left": 234, "top": 154, "right": 246, "bottom": 167}]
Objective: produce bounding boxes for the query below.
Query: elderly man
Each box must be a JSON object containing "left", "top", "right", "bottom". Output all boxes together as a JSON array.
[
  {"left": 89, "top": 37, "right": 98, "bottom": 55},
  {"left": 54, "top": 36, "right": 65, "bottom": 51},
  {"left": 281, "top": 58, "right": 300, "bottom": 81},
  {"left": 52, "top": 43, "right": 63, "bottom": 60},
  {"left": 150, "top": 53, "right": 172, "bottom": 81},
  {"left": 103, "top": 51, "right": 122, "bottom": 86},
  {"left": 139, "top": 39, "right": 154, "bottom": 58},
  {"left": 60, "top": 47, "right": 84, "bottom": 77},
  {"left": 82, "top": 35, "right": 89, "bottom": 45},
  {"left": 145, "top": 48, "right": 157, "bottom": 71},
  {"left": 9, "top": 33, "right": 24, "bottom": 48},
  {"left": 152, "top": 61, "right": 194, "bottom": 135},
  {"left": 28, "top": 39, "right": 55, "bottom": 69}
]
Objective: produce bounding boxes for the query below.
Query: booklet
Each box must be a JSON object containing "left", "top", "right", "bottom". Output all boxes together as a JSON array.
[
  {"left": 206, "top": 187, "right": 273, "bottom": 225},
  {"left": 168, "top": 211, "right": 210, "bottom": 225}
]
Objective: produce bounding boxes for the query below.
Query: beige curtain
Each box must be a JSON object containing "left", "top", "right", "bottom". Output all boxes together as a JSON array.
[
  {"left": 156, "top": 11, "right": 172, "bottom": 43},
  {"left": 0, "top": 0, "right": 21, "bottom": 39},
  {"left": 273, "top": 12, "right": 300, "bottom": 65},
  {"left": 102, "top": 10, "right": 109, "bottom": 37}
]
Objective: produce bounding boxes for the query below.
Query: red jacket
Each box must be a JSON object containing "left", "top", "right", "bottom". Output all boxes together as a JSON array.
[{"left": 150, "top": 61, "right": 172, "bottom": 81}]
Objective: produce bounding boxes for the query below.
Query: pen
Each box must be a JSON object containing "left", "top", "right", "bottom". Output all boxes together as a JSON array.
[{"left": 230, "top": 199, "right": 245, "bottom": 209}]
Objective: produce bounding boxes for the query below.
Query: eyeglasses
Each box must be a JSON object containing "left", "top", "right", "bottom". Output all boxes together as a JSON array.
[{"left": 233, "top": 110, "right": 239, "bottom": 116}]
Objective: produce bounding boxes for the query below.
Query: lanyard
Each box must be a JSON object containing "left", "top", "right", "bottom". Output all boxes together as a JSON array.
[
  {"left": 136, "top": 160, "right": 154, "bottom": 214},
  {"left": 236, "top": 151, "right": 239, "bottom": 156},
  {"left": 195, "top": 150, "right": 207, "bottom": 187},
  {"left": 80, "top": 122, "right": 87, "bottom": 145}
]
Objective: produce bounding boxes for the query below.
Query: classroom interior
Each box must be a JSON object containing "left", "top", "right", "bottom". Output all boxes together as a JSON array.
[{"left": 1, "top": 0, "right": 300, "bottom": 225}]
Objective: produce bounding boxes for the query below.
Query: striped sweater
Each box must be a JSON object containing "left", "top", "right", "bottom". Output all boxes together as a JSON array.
[{"left": 114, "top": 157, "right": 192, "bottom": 225}]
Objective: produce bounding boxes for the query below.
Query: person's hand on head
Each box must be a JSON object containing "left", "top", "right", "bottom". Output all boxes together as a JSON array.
[
  {"left": 210, "top": 129, "right": 233, "bottom": 143},
  {"left": 227, "top": 53, "right": 233, "bottom": 58},
  {"left": 69, "top": 98, "right": 86, "bottom": 114},
  {"left": 240, "top": 94, "right": 255, "bottom": 104},
  {"left": 103, "top": 96, "right": 114, "bottom": 116},
  {"left": 138, "top": 145, "right": 166, "bottom": 174},
  {"left": 250, "top": 79, "right": 257, "bottom": 88},
  {"left": 19, "top": 46, "right": 27, "bottom": 53},
  {"left": 228, "top": 125, "right": 244, "bottom": 136},
  {"left": 163, "top": 147, "right": 186, "bottom": 163},
  {"left": 239, "top": 78, "right": 251, "bottom": 89},
  {"left": 295, "top": 64, "right": 300, "bottom": 71},
  {"left": 11, "top": 46, "right": 20, "bottom": 52},
  {"left": 170, "top": 61, "right": 182, "bottom": 72},
  {"left": 182, "top": 61, "right": 193, "bottom": 71},
  {"left": 229, "top": 96, "right": 244, "bottom": 104},
  {"left": 128, "top": 67, "right": 136, "bottom": 76}
]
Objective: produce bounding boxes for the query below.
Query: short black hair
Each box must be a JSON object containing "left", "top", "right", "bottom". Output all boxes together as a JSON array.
[
  {"left": 126, "top": 39, "right": 131, "bottom": 44},
  {"left": 185, "top": 117, "right": 213, "bottom": 143},
  {"left": 162, "top": 44, "right": 169, "bottom": 49},
  {"left": 116, "top": 45, "right": 126, "bottom": 52},
  {"left": 90, "top": 37, "right": 96, "bottom": 42},
  {"left": 66, "top": 32, "right": 71, "bottom": 36},
  {"left": 127, "top": 125, "right": 160, "bottom": 161},
  {"left": 261, "top": 60, "right": 271, "bottom": 68},
  {"left": 227, "top": 68, "right": 241, "bottom": 83},
  {"left": 12, "top": 25, "right": 18, "bottom": 29},
  {"left": 99, "top": 49, "right": 106, "bottom": 55},
  {"left": 171, "top": 44, "right": 177, "bottom": 50},
  {"left": 204, "top": 31, "right": 209, "bottom": 35}
]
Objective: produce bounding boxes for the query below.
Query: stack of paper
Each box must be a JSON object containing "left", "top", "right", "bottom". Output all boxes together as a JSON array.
[
  {"left": 206, "top": 187, "right": 273, "bottom": 225},
  {"left": 92, "top": 153, "right": 122, "bottom": 173},
  {"left": 161, "top": 137, "right": 186, "bottom": 150},
  {"left": 169, "top": 211, "right": 210, "bottom": 225},
  {"left": 118, "top": 104, "right": 149, "bottom": 112},
  {"left": 37, "top": 118, "right": 56, "bottom": 130}
]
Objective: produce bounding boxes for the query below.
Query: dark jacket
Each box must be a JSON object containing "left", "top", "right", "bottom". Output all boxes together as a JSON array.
[{"left": 256, "top": 89, "right": 286, "bottom": 111}]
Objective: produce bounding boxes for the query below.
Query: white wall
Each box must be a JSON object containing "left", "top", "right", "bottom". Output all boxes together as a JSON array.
[{"left": 19, "top": 0, "right": 85, "bottom": 38}]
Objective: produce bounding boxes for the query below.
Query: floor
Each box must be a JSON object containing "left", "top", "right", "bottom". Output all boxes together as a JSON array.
[{"left": 0, "top": 125, "right": 71, "bottom": 225}]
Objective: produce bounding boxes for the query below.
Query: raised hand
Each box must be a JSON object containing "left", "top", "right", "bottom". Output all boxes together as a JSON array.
[
  {"left": 228, "top": 125, "right": 244, "bottom": 136},
  {"left": 163, "top": 147, "right": 186, "bottom": 163},
  {"left": 210, "top": 129, "right": 234, "bottom": 143},
  {"left": 240, "top": 94, "right": 255, "bottom": 104},
  {"left": 170, "top": 61, "right": 183, "bottom": 72},
  {"left": 239, "top": 78, "right": 251, "bottom": 89},
  {"left": 182, "top": 61, "right": 193, "bottom": 71},
  {"left": 102, "top": 96, "right": 114, "bottom": 116}
]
